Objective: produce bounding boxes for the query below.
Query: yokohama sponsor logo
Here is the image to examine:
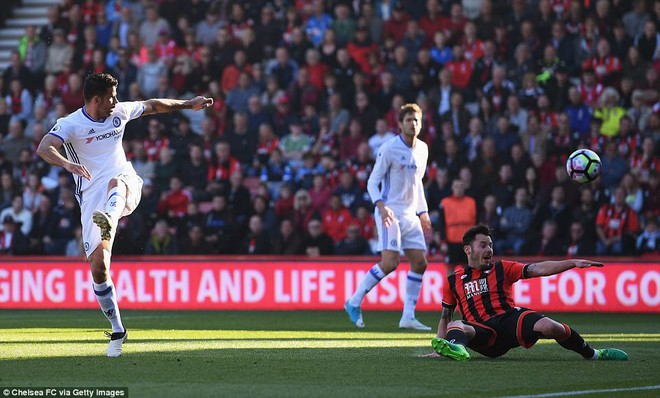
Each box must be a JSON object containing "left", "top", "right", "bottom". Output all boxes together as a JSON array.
[{"left": 85, "top": 129, "right": 122, "bottom": 143}]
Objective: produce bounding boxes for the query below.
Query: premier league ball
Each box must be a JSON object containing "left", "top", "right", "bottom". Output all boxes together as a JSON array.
[{"left": 566, "top": 149, "right": 602, "bottom": 184}]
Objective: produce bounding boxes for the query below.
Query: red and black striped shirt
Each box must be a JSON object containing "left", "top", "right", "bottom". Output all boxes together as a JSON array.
[{"left": 442, "top": 260, "right": 527, "bottom": 323}]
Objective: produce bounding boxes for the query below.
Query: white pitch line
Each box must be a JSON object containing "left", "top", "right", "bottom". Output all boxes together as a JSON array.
[{"left": 497, "top": 385, "right": 660, "bottom": 398}]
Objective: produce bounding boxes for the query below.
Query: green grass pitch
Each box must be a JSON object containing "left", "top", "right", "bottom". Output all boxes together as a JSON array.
[{"left": 1, "top": 310, "right": 659, "bottom": 397}]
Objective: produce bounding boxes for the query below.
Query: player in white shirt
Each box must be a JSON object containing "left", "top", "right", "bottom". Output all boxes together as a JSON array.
[
  {"left": 345, "top": 103, "right": 433, "bottom": 330},
  {"left": 36, "top": 73, "right": 212, "bottom": 357}
]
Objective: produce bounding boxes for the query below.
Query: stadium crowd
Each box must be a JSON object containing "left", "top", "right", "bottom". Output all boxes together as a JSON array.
[{"left": 0, "top": 0, "right": 658, "bottom": 257}]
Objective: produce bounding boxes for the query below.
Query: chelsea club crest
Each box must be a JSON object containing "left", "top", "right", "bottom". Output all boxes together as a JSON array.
[{"left": 112, "top": 117, "right": 121, "bottom": 127}]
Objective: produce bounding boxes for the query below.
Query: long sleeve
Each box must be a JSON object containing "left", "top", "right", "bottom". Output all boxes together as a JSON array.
[
  {"left": 367, "top": 147, "right": 389, "bottom": 204},
  {"left": 416, "top": 174, "right": 428, "bottom": 215}
]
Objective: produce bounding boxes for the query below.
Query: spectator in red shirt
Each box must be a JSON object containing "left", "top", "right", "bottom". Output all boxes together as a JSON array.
[
  {"left": 157, "top": 176, "right": 192, "bottom": 220},
  {"left": 354, "top": 205, "right": 376, "bottom": 240},
  {"left": 577, "top": 69, "right": 604, "bottom": 107},
  {"left": 595, "top": 186, "right": 640, "bottom": 255},
  {"left": 60, "top": 73, "right": 84, "bottom": 113},
  {"left": 460, "top": 21, "right": 484, "bottom": 63},
  {"left": 383, "top": 2, "right": 409, "bottom": 42},
  {"left": 143, "top": 119, "right": 169, "bottom": 162},
  {"left": 304, "top": 48, "right": 327, "bottom": 91},
  {"left": 419, "top": 0, "right": 448, "bottom": 42},
  {"left": 274, "top": 184, "right": 294, "bottom": 221},
  {"left": 347, "top": 26, "right": 377, "bottom": 74},
  {"left": 582, "top": 38, "right": 622, "bottom": 86},
  {"left": 208, "top": 141, "right": 241, "bottom": 191},
  {"left": 339, "top": 119, "right": 368, "bottom": 161},
  {"left": 445, "top": 45, "right": 473, "bottom": 90},
  {"left": 445, "top": 2, "right": 467, "bottom": 41},
  {"left": 322, "top": 193, "right": 354, "bottom": 242}
]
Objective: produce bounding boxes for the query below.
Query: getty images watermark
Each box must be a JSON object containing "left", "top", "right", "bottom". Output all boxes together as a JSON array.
[{"left": 1, "top": 388, "right": 127, "bottom": 397}]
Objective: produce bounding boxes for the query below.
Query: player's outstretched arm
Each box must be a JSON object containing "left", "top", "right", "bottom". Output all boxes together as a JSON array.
[
  {"left": 36, "top": 134, "right": 92, "bottom": 180},
  {"left": 524, "top": 259, "right": 604, "bottom": 278},
  {"left": 436, "top": 306, "right": 454, "bottom": 339},
  {"left": 141, "top": 96, "right": 213, "bottom": 116}
]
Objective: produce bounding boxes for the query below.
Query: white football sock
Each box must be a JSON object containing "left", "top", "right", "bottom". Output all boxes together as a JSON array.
[
  {"left": 105, "top": 186, "right": 126, "bottom": 221},
  {"left": 402, "top": 271, "right": 424, "bottom": 320},
  {"left": 93, "top": 279, "right": 124, "bottom": 333},
  {"left": 349, "top": 264, "right": 386, "bottom": 306}
]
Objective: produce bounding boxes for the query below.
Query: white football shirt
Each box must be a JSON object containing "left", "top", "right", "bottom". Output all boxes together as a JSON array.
[
  {"left": 367, "top": 135, "right": 429, "bottom": 217},
  {"left": 47, "top": 102, "right": 144, "bottom": 204}
]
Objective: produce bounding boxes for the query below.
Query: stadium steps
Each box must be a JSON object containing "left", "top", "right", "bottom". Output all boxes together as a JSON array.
[{"left": 0, "top": 0, "right": 58, "bottom": 71}]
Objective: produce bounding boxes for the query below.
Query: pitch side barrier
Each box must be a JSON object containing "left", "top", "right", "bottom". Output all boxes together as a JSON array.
[{"left": 0, "top": 256, "right": 658, "bottom": 312}]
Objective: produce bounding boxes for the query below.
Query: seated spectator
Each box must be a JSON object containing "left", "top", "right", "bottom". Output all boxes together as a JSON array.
[
  {"left": 0, "top": 216, "right": 28, "bottom": 255},
  {"left": 478, "top": 194, "right": 501, "bottom": 235},
  {"left": 156, "top": 176, "right": 191, "bottom": 220},
  {"left": 226, "top": 171, "right": 252, "bottom": 226},
  {"left": 274, "top": 184, "right": 294, "bottom": 221},
  {"left": 533, "top": 185, "right": 572, "bottom": 234},
  {"left": 594, "top": 87, "right": 625, "bottom": 137},
  {"left": 65, "top": 225, "right": 84, "bottom": 257},
  {"left": 226, "top": 112, "right": 257, "bottom": 167},
  {"left": 595, "top": 186, "right": 640, "bottom": 255},
  {"left": 139, "top": 4, "right": 170, "bottom": 48},
  {"left": 60, "top": 73, "right": 85, "bottom": 113},
  {"left": 291, "top": 188, "right": 319, "bottom": 235},
  {"left": 3, "top": 120, "right": 31, "bottom": 167},
  {"left": 630, "top": 137, "right": 659, "bottom": 185},
  {"left": 301, "top": 219, "right": 335, "bottom": 256},
  {"left": 240, "top": 215, "right": 271, "bottom": 255},
  {"left": 636, "top": 218, "right": 660, "bottom": 255},
  {"left": 523, "top": 219, "right": 564, "bottom": 256},
  {"left": 339, "top": 119, "right": 367, "bottom": 161},
  {"left": 497, "top": 188, "right": 533, "bottom": 255},
  {"left": 180, "top": 144, "right": 209, "bottom": 201},
  {"left": 179, "top": 224, "right": 214, "bottom": 255},
  {"left": 566, "top": 221, "right": 596, "bottom": 256},
  {"left": 137, "top": 47, "right": 167, "bottom": 98},
  {"left": 45, "top": 28, "right": 73, "bottom": 75},
  {"left": 0, "top": 195, "right": 32, "bottom": 236},
  {"left": 5, "top": 79, "right": 33, "bottom": 124},
  {"left": 483, "top": 66, "right": 515, "bottom": 114},
  {"left": 153, "top": 147, "right": 178, "bottom": 194},
  {"left": 203, "top": 195, "right": 235, "bottom": 254},
  {"left": 322, "top": 193, "right": 353, "bottom": 243},
  {"left": 490, "top": 163, "right": 516, "bottom": 208},
  {"left": 207, "top": 142, "right": 241, "bottom": 194},
  {"left": 45, "top": 189, "right": 78, "bottom": 255},
  {"left": 226, "top": 72, "right": 259, "bottom": 114},
  {"left": 600, "top": 140, "right": 630, "bottom": 190},
  {"left": 279, "top": 120, "right": 312, "bottom": 170},
  {"left": 144, "top": 219, "right": 179, "bottom": 255},
  {"left": 642, "top": 172, "right": 660, "bottom": 219},
  {"left": 308, "top": 174, "right": 331, "bottom": 214},
  {"left": 582, "top": 39, "right": 621, "bottom": 86},
  {"left": 335, "top": 224, "right": 370, "bottom": 255}
]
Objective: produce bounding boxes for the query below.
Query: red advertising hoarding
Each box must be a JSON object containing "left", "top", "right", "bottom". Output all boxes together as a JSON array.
[{"left": 0, "top": 260, "right": 658, "bottom": 312}]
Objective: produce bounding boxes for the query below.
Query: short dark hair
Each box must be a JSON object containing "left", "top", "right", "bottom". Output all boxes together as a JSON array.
[
  {"left": 398, "top": 103, "right": 422, "bottom": 122},
  {"left": 462, "top": 224, "right": 492, "bottom": 247},
  {"left": 83, "top": 73, "right": 117, "bottom": 102}
]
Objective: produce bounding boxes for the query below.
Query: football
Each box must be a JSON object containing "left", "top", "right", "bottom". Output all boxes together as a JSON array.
[{"left": 566, "top": 149, "right": 602, "bottom": 184}]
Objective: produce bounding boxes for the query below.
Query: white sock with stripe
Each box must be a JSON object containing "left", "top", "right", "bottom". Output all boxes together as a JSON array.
[
  {"left": 402, "top": 271, "right": 424, "bottom": 320},
  {"left": 93, "top": 279, "right": 124, "bottom": 333},
  {"left": 105, "top": 186, "right": 126, "bottom": 221},
  {"left": 349, "top": 264, "right": 386, "bottom": 306}
]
